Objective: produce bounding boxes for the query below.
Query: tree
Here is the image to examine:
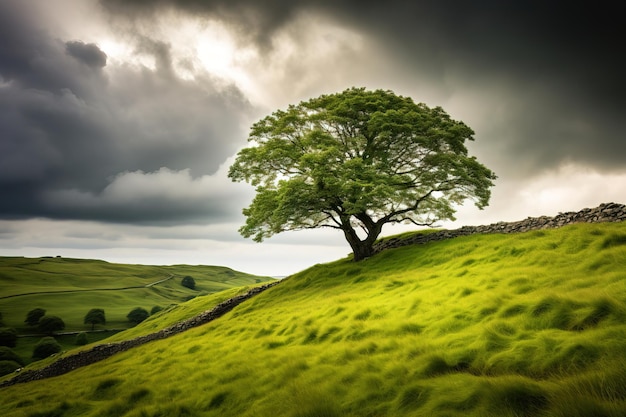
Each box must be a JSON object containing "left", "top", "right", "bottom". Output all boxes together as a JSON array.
[
  {"left": 32, "top": 337, "right": 62, "bottom": 360},
  {"left": 84, "top": 308, "right": 106, "bottom": 330},
  {"left": 0, "top": 346, "right": 25, "bottom": 366},
  {"left": 127, "top": 307, "right": 149, "bottom": 325},
  {"left": 181, "top": 275, "right": 196, "bottom": 290},
  {"left": 0, "top": 360, "right": 21, "bottom": 377},
  {"left": 0, "top": 327, "right": 18, "bottom": 348},
  {"left": 38, "top": 316, "right": 65, "bottom": 335},
  {"left": 228, "top": 88, "right": 497, "bottom": 261},
  {"left": 75, "top": 332, "right": 89, "bottom": 346},
  {"left": 25, "top": 308, "right": 46, "bottom": 326},
  {"left": 151, "top": 305, "right": 163, "bottom": 315}
]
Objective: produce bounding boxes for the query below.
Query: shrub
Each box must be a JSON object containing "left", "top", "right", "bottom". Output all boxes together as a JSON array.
[
  {"left": 0, "top": 360, "right": 21, "bottom": 376},
  {"left": 151, "top": 306, "right": 163, "bottom": 315},
  {"left": 0, "top": 327, "right": 18, "bottom": 348},
  {"left": 75, "top": 332, "right": 89, "bottom": 346},
  {"left": 38, "top": 316, "right": 65, "bottom": 335},
  {"left": 127, "top": 307, "right": 149, "bottom": 325},
  {"left": 181, "top": 275, "right": 196, "bottom": 290},
  {"left": 0, "top": 346, "right": 25, "bottom": 366},
  {"left": 32, "top": 337, "right": 62, "bottom": 360},
  {"left": 25, "top": 308, "right": 46, "bottom": 326}
]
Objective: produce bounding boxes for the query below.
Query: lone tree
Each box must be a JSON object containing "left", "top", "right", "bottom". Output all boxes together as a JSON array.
[
  {"left": 25, "top": 308, "right": 46, "bottom": 326},
  {"left": 38, "top": 316, "right": 65, "bottom": 335},
  {"left": 127, "top": 307, "right": 149, "bottom": 325},
  {"left": 84, "top": 308, "right": 106, "bottom": 330},
  {"left": 32, "top": 337, "right": 62, "bottom": 360},
  {"left": 181, "top": 275, "right": 196, "bottom": 290},
  {"left": 229, "top": 88, "right": 497, "bottom": 261}
]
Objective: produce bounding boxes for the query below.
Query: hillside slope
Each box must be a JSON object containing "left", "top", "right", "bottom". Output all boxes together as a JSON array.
[
  {"left": 0, "top": 257, "right": 273, "bottom": 331},
  {"left": 1, "top": 222, "right": 626, "bottom": 416}
]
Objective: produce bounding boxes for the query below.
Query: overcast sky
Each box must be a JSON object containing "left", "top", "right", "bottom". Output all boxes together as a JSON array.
[{"left": 1, "top": 0, "right": 624, "bottom": 276}]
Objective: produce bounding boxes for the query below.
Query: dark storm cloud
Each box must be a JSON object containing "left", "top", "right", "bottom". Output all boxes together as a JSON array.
[
  {"left": 65, "top": 41, "right": 107, "bottom": 68},
  {"left": 0, "top": 1, "right": 253, "bottom": 224},
  {"left": 102, "top": 0, "right": 626, "bottom": 175}
]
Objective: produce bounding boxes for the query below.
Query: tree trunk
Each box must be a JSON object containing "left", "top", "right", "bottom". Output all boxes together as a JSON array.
[{"left": 341, "top": 222, "right": 380, "bottom": 261}]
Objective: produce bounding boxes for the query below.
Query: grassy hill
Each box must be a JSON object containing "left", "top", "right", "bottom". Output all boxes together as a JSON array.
[
  {"left": 2, "top": 222, "right": 626, "bottom": 416},
  {"left": 0, "top": 257, "right": 274, "bottom": 361}
]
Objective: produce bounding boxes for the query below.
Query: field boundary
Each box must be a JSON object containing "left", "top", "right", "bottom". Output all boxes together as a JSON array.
[
  {"left": 0, "top": 281, "right": 280, "bottom": 388},
  {"left": 0, "top": 274, "right": 175, "bottom": 300}
]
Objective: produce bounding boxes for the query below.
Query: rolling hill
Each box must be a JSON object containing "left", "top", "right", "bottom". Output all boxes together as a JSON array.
[
  {"left": 1, "top": 221, "right": 626, "bottom": 416},
  {"left": 0, "top": 257, "right": 274, "bottom": 362}
]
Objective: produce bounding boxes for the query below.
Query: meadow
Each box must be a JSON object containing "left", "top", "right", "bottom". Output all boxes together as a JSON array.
[
  {"left": 1, "top": 221, "right": 626, "bottom": 416},
  {"left": 0, "top": 257, "right": 273, "bottom": 361}
]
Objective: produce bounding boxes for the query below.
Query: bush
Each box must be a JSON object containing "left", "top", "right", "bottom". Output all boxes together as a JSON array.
[
  {"left": 127, "top": 307, "right": 149, "bottom": 325},
  {"left": 75, "top": 332, "right": 89, "bottom": 346},
  {"left": 32, "top": 337, "right": 62, "bottom": 360},
  {"left": 151, "top": 306, "right": 163, "bottom": 315},
  {"left": 0, "top": 327, "right": 18, "bottom": 348},
  {"left": 0, "top": 346, "right": 25, "bottom": 366},
  {"left": 0, "top": 311, "right": 3, "bottom": 326},
  {"left": 181, "top": 275, "right": 196, "bottom": 290},
  {"left": 38, "top": 316, "right": 65, "bottom": 335},
  {"left": 0, "top": 360, "right": 21, "bottom": 376},
  {"left": 25, "top": 308, "right": 46, "bottom": 326}
]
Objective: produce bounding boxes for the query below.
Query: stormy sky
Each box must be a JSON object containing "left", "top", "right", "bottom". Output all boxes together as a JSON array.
[{"left": 0, "top": 0, "right": 624, "bottom": 275}]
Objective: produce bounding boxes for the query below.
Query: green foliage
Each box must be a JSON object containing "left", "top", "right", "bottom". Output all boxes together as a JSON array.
[
  {"left": 0, "top": 310, "right": 3, "bottom": 326},
  {"left": 25, "top": 308, "right": 46, "bottom": 326},
  {"left": 37, "top": 315, "right": 65, "bottom": 335},
  {"left": 151, "top": 305, "right": 163, "bottom": 315},
  {"left": 0, "top": 360, "right": 21, "bottom": 376},
  {"left": 0, "top": 327, "right": 17, "bottom": 347},
  {"left": 84, "top": 308, "right": 106, "bottom": 330},
  {"left": 127, "top": 307, "right": 149, "bottom": 325},
  {"left": 75, "top": 332, "right": 89, "bottom": 346},
  {"left": 0, "top": 346, "right": 25, "bottom": 366},
  {"left": 181, "top": 275, "right": 196, "bottom": 290},
  {"left": 32, "top": 336, "right": 62, "bottom": 359},
  {"left": 229, "top": 87, "right": 496, "bottom": 260}
]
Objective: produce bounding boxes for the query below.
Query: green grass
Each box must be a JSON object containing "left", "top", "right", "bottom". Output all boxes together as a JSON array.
[
  {"left": 0, "top": 257, "right": 273, "bottom": 362},
  {"left": 2, "top": 222, "right": 626, "bottom": 416}
]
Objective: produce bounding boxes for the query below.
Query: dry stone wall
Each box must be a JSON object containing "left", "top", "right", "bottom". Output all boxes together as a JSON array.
[
  {"left": 0, "top": 281, "right": 279, "bottom": 388},
  {"left": 373, "top": 202, "right": 626, "bottom": 254}
]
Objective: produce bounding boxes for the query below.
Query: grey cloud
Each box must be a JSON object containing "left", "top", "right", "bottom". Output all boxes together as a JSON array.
[
  {"left": 65, "top": 41, "right": 107, "bottom": 68},
  {"left": 100, "top": 0, "right": 626, "bottom": 176},
  {"left": 0, "top": 1, "right": 254, "bottom": 224}
]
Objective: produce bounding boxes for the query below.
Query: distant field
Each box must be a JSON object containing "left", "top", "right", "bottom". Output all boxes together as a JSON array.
[
  {"left": 0, "top": 256, "right": 273, "bottom": 361},
  {"left": 1, "top": 222, "right": 626, "bottom": 417}
]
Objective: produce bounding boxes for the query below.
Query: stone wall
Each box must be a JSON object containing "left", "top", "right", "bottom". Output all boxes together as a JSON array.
[
  {"left": 0, "top": 281, "right": 280, "bottom": 388},
  {"left": 373, "top": 202, "right": 626, "bottom": 254}
]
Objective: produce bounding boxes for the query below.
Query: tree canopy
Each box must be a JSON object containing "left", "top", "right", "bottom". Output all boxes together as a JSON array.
[
  {"left": 229, "top": 87, "right": 497, "bottom": 261},
  {"left": 25, "top": 308, "right": 46, "bottom": 326},
  {"left": 127, "top": 307, "right": 149, "bottom": 325},
  {"left": 181, "top": 275, "right": 196, "bottom": 290},
  {"left": 38, "top": 316, "right": 65, "bottom": 335},
  {"left": 84, "top": 308, "right": 106, "bottom": 330}
]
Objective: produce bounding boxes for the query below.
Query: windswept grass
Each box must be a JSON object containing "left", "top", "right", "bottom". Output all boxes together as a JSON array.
[{"left": 1, "top": 222, "right": 626, "bottom": 416}]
